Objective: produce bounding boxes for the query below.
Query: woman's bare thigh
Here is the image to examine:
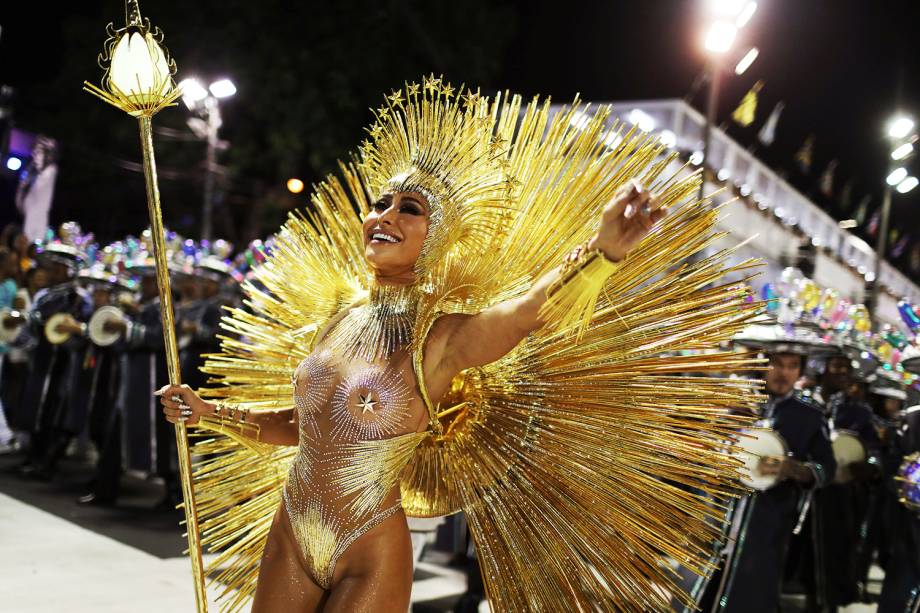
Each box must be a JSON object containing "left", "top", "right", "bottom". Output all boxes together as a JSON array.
[
  {"left": 251, "top": 504, "right": 327, "bottom": 613},
  {"left": 323, "top": 509, "right": 414, "bottom": 613}
]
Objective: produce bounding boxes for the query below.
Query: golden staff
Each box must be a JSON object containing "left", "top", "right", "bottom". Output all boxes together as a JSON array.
[{"left": 84, "top": 1, "right": 208, "bottom": 610}]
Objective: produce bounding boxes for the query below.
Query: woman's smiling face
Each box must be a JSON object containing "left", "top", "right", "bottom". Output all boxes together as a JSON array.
[{"left": 362, "top": 191, "right": 431, "bottom": 277}]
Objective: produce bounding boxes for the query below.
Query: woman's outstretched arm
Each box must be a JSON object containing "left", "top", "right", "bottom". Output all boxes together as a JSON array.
[
  {"left": 427, "top": 181, "right": 664, "bottom": 385},
  {"left": 158, "top": 384, "right": 299, "bottom": 446}
]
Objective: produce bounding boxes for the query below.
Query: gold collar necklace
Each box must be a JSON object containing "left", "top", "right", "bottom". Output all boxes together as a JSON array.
[{"left": 325, "top": 282, "right": 419, "bottom": 362}]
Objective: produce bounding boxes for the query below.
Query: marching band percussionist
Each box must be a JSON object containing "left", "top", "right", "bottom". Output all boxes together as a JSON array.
[
  {"left": 13, "top": 241, "right": 92, "bottom": 480},
  {"left": 700, "top": 346, "right": 836, "bottom": 613},
  {"left": 176, "top": 256, "right": 224, "bottom": 391},
  {"left": 107, "top": 265, "right": 175, "bottom": 507},
  {"left": 75, "top": 272, "right": 127, "bottom": 505},
  {"left": 811, "top": 354, "right": 883, "bottom": 609}
]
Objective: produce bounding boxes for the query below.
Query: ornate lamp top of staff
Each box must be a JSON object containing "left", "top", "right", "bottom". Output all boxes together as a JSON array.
[{"left": 83, "top": 0, "right": 183, "bottom": 117}]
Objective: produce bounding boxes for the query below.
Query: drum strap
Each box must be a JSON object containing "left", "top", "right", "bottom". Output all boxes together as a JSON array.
[
  {"left": 711, "top": 495, "right": 755, "bottom": 612},
  {"left": 792, "top": 489, "right": 812, "bottom": 535}
]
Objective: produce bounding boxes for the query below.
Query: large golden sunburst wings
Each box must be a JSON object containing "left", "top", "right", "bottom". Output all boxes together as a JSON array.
[
  {"left": 190, "top": 77, "right": 763, "bottom": 612},
  {"left": 397, "top": 92, "right": 764, "bottom": 609}
]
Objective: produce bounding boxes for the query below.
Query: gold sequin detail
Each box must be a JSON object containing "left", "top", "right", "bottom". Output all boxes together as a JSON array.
[
  {"left": 330, "top": 365, "right": 413, "bottom": 441},
  {"left": 334, "top": 431, "right": 427, "bottom": 516},
  {"left": 292, "top": 350, "right": 335, "bottom": 440}
]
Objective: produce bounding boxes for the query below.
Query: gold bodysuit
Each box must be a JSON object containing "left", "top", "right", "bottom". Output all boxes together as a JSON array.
[{"left": 281, "top": 298, "right": 429, "bottom": 589}]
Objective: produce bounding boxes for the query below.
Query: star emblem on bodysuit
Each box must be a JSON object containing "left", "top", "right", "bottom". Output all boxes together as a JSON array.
[{"left": 356, "top": 392, "right": 378, "bottom": 415}]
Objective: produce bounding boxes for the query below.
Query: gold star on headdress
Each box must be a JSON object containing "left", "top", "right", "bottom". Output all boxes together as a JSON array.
[
  {"left": 424, "top": 75, "right": 442, "bottom": 94},
  {"left": 369, "top": 124, "right": 383, "bottom": 139},
  {"left": 376, "top": 106, "right": 390, "bottom": 120},
  {"left": 407, "top": 82, "right": 420, "bottom": 96},
  {"left": 441, "top": 84, "right": 455, "bottom": 100},
  {"left": 388, "top": 90, "right": 405, "bottom": 107},
  {"left": 356, "top": 393, "right": 377, "bottom": 415},
  {"left": 463, "top": 91, "right": 481, "bottom": 109}
]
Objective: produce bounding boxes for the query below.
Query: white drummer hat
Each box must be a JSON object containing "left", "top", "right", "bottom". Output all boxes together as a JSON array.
[
  {"left": 901, "top": 344, "right": 920, "bottom": 376},
  {"left": 868, "top": 369, "right": 908, "bottom": 400},
  {"left": 733, "top": 315, "right": 838, "bottom": 357}
]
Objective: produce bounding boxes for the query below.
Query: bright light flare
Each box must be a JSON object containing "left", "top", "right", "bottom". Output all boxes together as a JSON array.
[
  {"left": 897, "top": 176, "right": 918, "bottom": 193},
  {"left": 889, "top": 116, "right": 915, "bottom": 139},
  {"left": 209, "top": 78, "right": 237, "bottom": 99},
  {"left": 735, "top": 47, "right": 759, "bottom": 75},
  {"left": 708, "top": 0, "right": 747, "bottom": 15},
  {"left": 603, "top": 132, "right": 623, "bottom": 149},
  {"left": 887, "top": 167, "right": 908, "bottom": 186},
  {"left": 892, "top": 142, "right": 914, "bottom": 160},
  {"left": 735, "top": 2, "right": 757, "bottom": 27},
  {"left": 658, "top": 129, "right": 677, "bottom": 148},
  {"left": 568, "top": 111, "right": 590, "bottom": 131},
  {"left": 286, "top": 178, "right": 305, "bottom": 194},
  {"left": 6, "top": 157, "right": 22, "bottom": 171},
  {"left": 627, "top": 108, "right": 655, "bottom": 132},
  {"left": 179, "top": 78, "right": 208, "bottom": 108},
  {"left": 705, "top": 21, "right": 737, "bottom": 54}
]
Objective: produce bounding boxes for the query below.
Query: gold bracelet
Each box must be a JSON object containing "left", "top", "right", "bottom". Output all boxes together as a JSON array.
[
  {"left": 547, "top": 243, "right": 619, "bottom": 297},
  {"left": 214, "top": 401, "right": 242, "bottom": 420},
  {"left": 200, "top": 401, "right": 261, "bottom": 444},
  {"left": 540, "top": 243, "right": 620, "bottom": 339}
]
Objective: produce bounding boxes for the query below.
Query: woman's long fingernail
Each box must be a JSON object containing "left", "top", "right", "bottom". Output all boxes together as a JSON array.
[{"left": 153, "top": 389, "right": 165, "bottom": 397}]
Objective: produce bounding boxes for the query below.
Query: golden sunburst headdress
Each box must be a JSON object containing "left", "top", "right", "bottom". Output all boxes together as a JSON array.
[{"left": 357, "top": 75, "right": 513, "bottom": 277}]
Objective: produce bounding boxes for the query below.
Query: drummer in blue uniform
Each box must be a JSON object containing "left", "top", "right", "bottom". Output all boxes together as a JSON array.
[
  {"left": 101, "top": 238, "right": 175, "bottom": 507},
  {"left": 698, "top": 317, "right": 837, "bottom": 613},
  {"left": 75, "top": 245, "right": 135, "bottom": 505},
  {"left": 855, "top": 370, "right": 910, "bottom": 599},
  {"left": 810, "top": 340, "right": 883, "bottom": 609},
  {"left": 12, "top": 224, "right": 93, "bottom": 480}
]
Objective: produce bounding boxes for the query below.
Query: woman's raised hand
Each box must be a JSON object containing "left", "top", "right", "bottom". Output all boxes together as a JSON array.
[
  {"left": 588, "top": 180, "right": 666, "bottom": 263},
  {"left": 155, "top": 384, "right": 211, "bottom": 426}
]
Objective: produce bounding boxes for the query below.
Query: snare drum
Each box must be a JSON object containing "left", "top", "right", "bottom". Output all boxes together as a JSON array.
[
  {"left": 831, "top": 430, "right": 867, "bottom": 484},
  {"left": 0, "top": 308, "right": 24, "bottom": 344},
  {"left": 736, "top": 428, "right": 789, "bottom": 491},
  {"left": 44, "top": 312, "right": 76, "bottom": 345},
  {"left": 88, "top": 306, "right": 126, "bottom": 347}
]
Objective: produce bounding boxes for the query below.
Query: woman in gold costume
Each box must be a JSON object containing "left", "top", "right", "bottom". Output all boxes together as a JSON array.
[{"left": 160, "top": 76, "right": 762, "bottom": 612}]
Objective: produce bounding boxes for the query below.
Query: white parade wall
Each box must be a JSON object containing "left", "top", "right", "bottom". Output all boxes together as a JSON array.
[{"left": 549, "top": 99, "right": 920, "bottom": 327}]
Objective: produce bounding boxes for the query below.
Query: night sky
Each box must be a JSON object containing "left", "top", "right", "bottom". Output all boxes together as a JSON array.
[{"left": 0, "top": 0, "right": 917, "bottom": 280}]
